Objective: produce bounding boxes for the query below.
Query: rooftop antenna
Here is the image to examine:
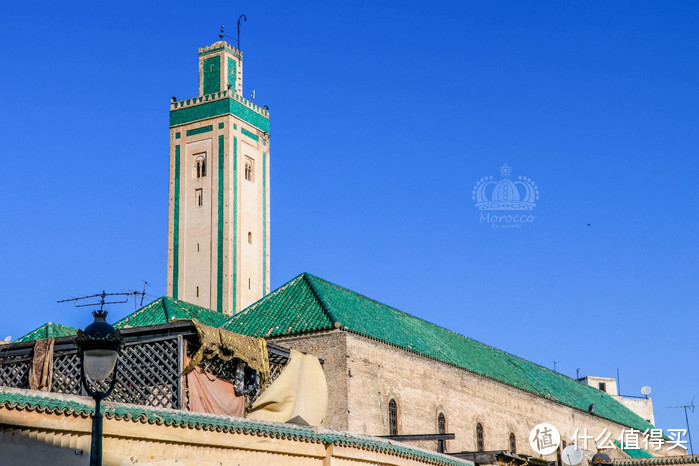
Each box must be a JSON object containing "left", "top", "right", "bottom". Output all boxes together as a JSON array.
[
  {"left": 58, "top": 290, "right": 145, "bottom": 314},
  {"left": 139, "top": 281, "right": 149, "bottom": 307},
  {"left": 617, "top": 368, "right": 621, "bottom": 395},
  {"left": 670, "top": 397, "right": 695, "bottom": 455},
  {"left": 553, "top": 361, "right": 561, "bottom": 372},
  {"left": 237, "top": 14, "right": 247, "bottom": 51}
]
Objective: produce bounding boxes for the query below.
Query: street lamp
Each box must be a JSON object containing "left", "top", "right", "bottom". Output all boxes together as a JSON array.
[{"left": 76, "top": 309, "right": 123, "bottom": 466}]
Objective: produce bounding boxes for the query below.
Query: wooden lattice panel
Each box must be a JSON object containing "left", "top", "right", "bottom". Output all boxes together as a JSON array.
[{"left": 0, "top": 354, "right": 31, "bottom": 389}]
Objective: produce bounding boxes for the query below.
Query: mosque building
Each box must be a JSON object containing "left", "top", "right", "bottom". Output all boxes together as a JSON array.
[{"left": 0, "top": 38, "right": 692, "bottom": 466}]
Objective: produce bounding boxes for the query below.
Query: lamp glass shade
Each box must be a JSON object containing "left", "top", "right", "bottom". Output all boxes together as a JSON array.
[{"left": 83, "top": 349, "right": 118, "bottom": 381}]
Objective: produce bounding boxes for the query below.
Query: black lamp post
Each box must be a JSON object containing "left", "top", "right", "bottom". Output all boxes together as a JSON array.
[{"left": 76, "top": 309, "right": 123, "bottom": 466}]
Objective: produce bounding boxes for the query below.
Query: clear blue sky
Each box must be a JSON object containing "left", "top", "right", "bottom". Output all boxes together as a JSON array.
[{"left": 1, "top": 0, "right": 697, "bottom": 445}]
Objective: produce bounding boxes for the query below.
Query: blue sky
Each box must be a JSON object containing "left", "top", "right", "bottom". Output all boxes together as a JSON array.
[{"left": 1, "top": 0, "right": 697, "bottom": 446}]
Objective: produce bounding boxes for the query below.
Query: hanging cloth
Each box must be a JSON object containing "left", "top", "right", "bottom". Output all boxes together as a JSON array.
[
  {"left": 184, "top": 355, "right": 246, "bottom": 417},
  {"left": 181, "top": 322, "right": 270, "bottom": 387},
  {"left": 29, "top": 338, "right": 55, "bottom": 391}
]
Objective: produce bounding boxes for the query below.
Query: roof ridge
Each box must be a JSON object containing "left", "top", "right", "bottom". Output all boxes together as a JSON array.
[
  {"left": 224, "top": 273, "right": 307, "bottom": 323},
  {"left": 304, "top": 273, "right": 587, "bottom": 387},
  {"left": 294, "top": 274, "right": 653, "bottom": 431},
  {"left": 169, "top": 296, "right": 220, "bottom": 314},
  {"left": 114, "top": 296, "right": 164, "bottom": 327},
  {"left": 304, "top": 273, "right": 463, "bottom": 331},
  {"left": 302, "top": 274, "right": 341, "bottom": 327},
  {"left": 163, "top": 296, "right": 174, "bottom": 321},
  {"left": 15, "top": 321, "right": 79, "bottom": 343}
]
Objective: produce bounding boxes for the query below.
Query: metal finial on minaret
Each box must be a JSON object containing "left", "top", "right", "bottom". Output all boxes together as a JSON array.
[
  {"left": 237, "top": 14, "right": 247, "bottom": 50},
  {"left": 219, "top": 25, "right": 224, "bottom": 39}
]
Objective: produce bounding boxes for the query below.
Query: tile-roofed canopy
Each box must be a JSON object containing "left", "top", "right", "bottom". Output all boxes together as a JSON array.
[
  {"left": 14, "top": 322, "right": 78, "bottom": 343},
  {"left": 222, "top": 272, "right": 657, "bottom": 434},
  {"left": 114, "top": 296, "right": 229, "bottom": 329}
]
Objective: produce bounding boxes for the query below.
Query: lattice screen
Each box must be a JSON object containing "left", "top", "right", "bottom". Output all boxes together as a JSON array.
[
  {"left": 1, "top": 332, "right": 288, "bottom": 412},
  {"left": 0, "top": 353, "right": 31, "bottom": 389}
]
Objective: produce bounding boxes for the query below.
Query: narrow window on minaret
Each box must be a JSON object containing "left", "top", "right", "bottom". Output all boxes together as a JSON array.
[
  {"left": 196, "top": 286, "right": 199, "bottom": 297},
  {"left": 194, "top": 154, "right": 207, "bottom": 178},
  {"left": 248, "top": 278, "right": 251, "bottom": 289},
  {"left": 244, "top": 156, "right": 254, "bottom": 182},
  {"left": 248, "top": 232, "right": 252, "bottom": 244},
  {"left": 195, "top": 189, "right": 203, "bottom": 206}
]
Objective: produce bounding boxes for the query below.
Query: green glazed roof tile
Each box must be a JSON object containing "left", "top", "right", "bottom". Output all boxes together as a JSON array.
[
  {"left": 0, "top": 388, "right": 469, "bottom": 466},
  {"left": 222, "top": 274, "right": 333, "bottom": 337},
  {"left": 615, "top": 440, "right": 655, "bottom": 458},
  {"left": 114, "top": 296, "right": 229, "bottom": 329},
  {"left": 14, "top": 322, "right": 78, "bottom": 343},
  {"left": 221, "top": 273, "right": 657, "bottom": 434}
]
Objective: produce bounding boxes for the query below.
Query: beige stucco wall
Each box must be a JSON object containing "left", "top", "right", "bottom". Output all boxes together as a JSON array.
[
  {"left": 0, "top": 401, "right": 463, "bottom": 466},
  {"left": 273, "top": 330, "right": 682, "bottom": 460}
]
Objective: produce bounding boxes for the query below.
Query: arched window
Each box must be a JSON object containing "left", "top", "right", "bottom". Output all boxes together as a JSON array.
[
  {"left": 248, "top": 232, "right": 252, "bottom": 244},
  {"left": 437, "top": 413, "right": 447, "bottom": 453},
  {"left": 388, "top": 399, "right": 398, "bottom": 436},
  {"left": 476, "top": 423, "right": 484, "bottom": 452},
  {"left": 244, "top": 156, "right": 254, "bottom": 182},
  {"left": 194, "top": 154, "right": 207, "bottom": 178},
  {"left": 509, "top": 432, "right": 516, "bottom": 453}
]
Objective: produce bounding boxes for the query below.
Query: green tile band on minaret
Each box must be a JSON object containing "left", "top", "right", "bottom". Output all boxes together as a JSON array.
[
  {"left": 263, "top": 151, "right": 267, "bottom": 295},
  {"left": 167, "top": 40, "right": 270, "bottom": 315},
  {"left": 217, "top": 135, "right": 224, "bottom": 313},
  {"left": 203, "top": 56, "right": 221, "bottom": 95},
  {"left": 232, "top": 136, "right": 238, "bottom": 311},
  {"left": 170, "top": 98, "right": 269, "bottom": 132},
  {"left": 172, "top": 145, "right": 181, "bottom": 300}
]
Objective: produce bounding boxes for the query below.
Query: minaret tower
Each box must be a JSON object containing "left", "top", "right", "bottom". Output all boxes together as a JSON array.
[{"left": 167, "top": 40, "right": 270, "bottom": 315}]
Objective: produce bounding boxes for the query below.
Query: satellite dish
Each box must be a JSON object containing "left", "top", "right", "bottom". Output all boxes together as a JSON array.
[
  {"left": 562, "top": 445, "right": 583, "bottom": 466},
  {"left": 641, "top": 386, "right": 652, "bottom": 396}
]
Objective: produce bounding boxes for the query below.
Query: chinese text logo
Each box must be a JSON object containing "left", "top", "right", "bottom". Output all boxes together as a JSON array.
[{"left": 529, "top": 423, "right": 561, "bottom": 455}]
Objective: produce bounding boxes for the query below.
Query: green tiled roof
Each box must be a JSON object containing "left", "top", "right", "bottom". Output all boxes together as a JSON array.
[
  {"left": 222, "top": 273, "right": 657, "bottom": 434},
  {"left": 0, "top": 388, "right": 469, "bottom": 466},
  {"left": 14, "top": 322, "right": 78, "bottom": 343},
  {"left": 615, "top": 457, "right": 699, "bottom": 466},
  {"left": 615, "top": 441, "right": 655, "bottom": 458},
  {"left": 114, "top": 296, "right": 229, "bottom": 329}
]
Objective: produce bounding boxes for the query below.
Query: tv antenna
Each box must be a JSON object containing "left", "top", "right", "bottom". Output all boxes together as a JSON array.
[
  {"left": 138, "top": 281, "right": 150, "bottom": 307},
  {"left": 670, "top": 396, "right": 695, "bottom": 455},
  {"left": 218, "top": 16, "right": 246, "bottom": 52},
  {"left": 58, "top": 290, "right": 145, "bottom": 313},
  {"left": 553, "top": 360, "right": 561, "bottom": 372},
  {"left": 237, "top": 14, "right": 247, "bottom": 51}
]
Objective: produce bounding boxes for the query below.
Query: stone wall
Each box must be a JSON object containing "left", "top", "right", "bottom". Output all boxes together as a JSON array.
[
  {"left": 276, "top": 330, "right": 682, "bottom": 460},
  {"left": 272, "top": 330, "right": 350, "bottom": 430}
]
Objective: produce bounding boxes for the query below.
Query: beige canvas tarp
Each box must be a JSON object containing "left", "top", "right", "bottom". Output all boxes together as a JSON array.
[{"left": 246, "top": 349, "right": 328, "bottom": 425}]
